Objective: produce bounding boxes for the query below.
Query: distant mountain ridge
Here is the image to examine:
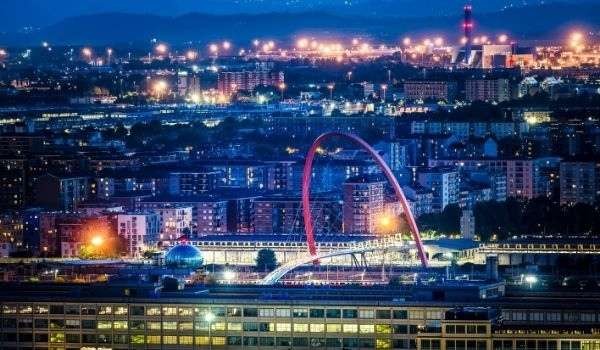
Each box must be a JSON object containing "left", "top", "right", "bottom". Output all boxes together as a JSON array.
[
  {"left": 1, "top": 2, "right": 599, "bottom": 46},
  {"left": 2, "top": 0, "right": 582, "bottom": 31}
]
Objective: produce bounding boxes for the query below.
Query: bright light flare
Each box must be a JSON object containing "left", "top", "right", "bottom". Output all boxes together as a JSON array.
[
  {"left": 222, "top": 41, "right": 231, "bottom": 50},
  {"left": 402, "top": 37, "right": 411, "bottom": 46},
  {"left": 209, "top": 44, "right": 219, "bottom": 53},
  {"left": 204, "top": 312, "right": 216, "bottom": 323},
  {"left": 186, "top": 50, "right": 198, "bottom": 60},
  {"left": 434, "top": 37, "right": 444, "bottom": 46},
  {"left": 81, "top": 47, "right": 92, "bottom": 57},
  {"left": 90, "top": 236, "right": 104, "bottom": 247},
  {"left": 498, "top": 34, "right": 508, "bottom": 43},
  {"left": 223, "top": 270, "right": 237, "bottom": 282},
  {"left": 296, "top": 38, "right": 309, "bottom": 49},
  {"left": 155, "top": 43, "right": 168, "bottom": 54}
]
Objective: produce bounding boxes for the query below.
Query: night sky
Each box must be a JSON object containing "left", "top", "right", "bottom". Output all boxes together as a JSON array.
[{"left": 0, "top": 0, "right": 581, "bottom": 31}]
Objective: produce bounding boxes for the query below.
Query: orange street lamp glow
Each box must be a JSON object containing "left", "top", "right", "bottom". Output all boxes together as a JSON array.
[
  {"left": 91, "top": 236, "right": 104, "bottom": 247},
  {"left": 82, "top": 47, "right": 92, "bottom": 58},
  {"left": 155, "top": 43, "right": 168, "bottom": 54},
  {"left": 297, "top": 38, "right": 309, "bottom": 49},
  {"left": 186, "top": 50, "right": 198, "bottom": 60}
]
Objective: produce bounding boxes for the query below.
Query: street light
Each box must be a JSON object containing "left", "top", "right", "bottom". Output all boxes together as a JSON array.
[
  {"left": 381, "top": 84, "right": 388, "bottom": 102},
  {"left": 155, "top": 43, "right": 168, "bottom": 55},
  {"left": 91, "top": 236, "right": 104, "bottom": 247},
  {"left": 327, "top": 84, "right": 334, "bottom": 100},
  {"left": 82, "top": 47, "right": 93, "bottom": 61},
  {"left": 278, "top": 82, "right": 286, "bottom": 100},
  {"left": 186, "top": 50, "right": 198, "bottom": 61},
  {"left": 153, "top": 80, "right": 168, "bottom": 100},
  {"left": 106, "top": 48, "right": 113, "bottom": 65},
  {"left": 205, "top": 311, "right": 215, "bottom": 350}
]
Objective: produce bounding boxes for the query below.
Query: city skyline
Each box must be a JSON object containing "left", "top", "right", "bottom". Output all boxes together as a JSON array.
[{"left": 1, "top": 1, "right": 600, "bottom": 349}]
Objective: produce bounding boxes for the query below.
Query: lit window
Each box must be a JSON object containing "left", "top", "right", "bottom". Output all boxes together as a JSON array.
[
  {"left": 146, "top": 335, "right": 161, "bottom": 344},
  {"left": 212, "top": 322, "right": 226, "bottom": 331},
  {"left": 310, "top": 323, "right": 325, "bottom": 333},
  {"left": 162, "top": 321, "right": 177, "bottom": 330},
  {"left": 343, "top": 324, "right": 358, "bottom": 333},
  {"left": 293, "top": 323, "right": 309, "bottom": 332},
  {"left": 146, "top": 307, "right": 161, "bottom": 316},
  {"left": 326, "top": 323, "right": 342, "bottom": 333},
  {"left": 376, "top": 338, "right": 392, "bottom": 349},
  {"left": 360, "top": 324, "right": 375, "bottom": 333},
  {"left": 97, "top": 321, "right": 112, "bottom": 330},
  {"left": 195, "top": 336, "right": 210, "bottom": 345},
  {"left": 212, "top": 337, "right": 227, "bottom": 345},
  {"left": 162, "top": 307, "right": 177, "bottom": 316},
  {"left": 228, "top": 322, "right": 243, "bottom": 331},
  {"left": 50, "top": 332, "right": 65, "bottom": 343},
  {"left": 179, "top": 322, "right": 193, "bottom": 331},
  {"left": 276, "top": 323, "right": 292, "bottom": 332},
  {"left": 179, "top": 307, "right": 193, "bottom": 316},
  {"left": 163, "top": 335, "right": 177, "bottom": 344},
  {"left": 376, "top": 324, "right": 392, "bottom": 334},
  {"left": 113, "top": 321, "right": 128, "bottom": 330},
  {"left": 179, "top": 336, "right": 193, "bottom": 345},
  {"left": 130, "top": 335, "right": 145, "bottom": 344},
  {"left": 98, "top": 306, "right": 112, "bottom": 315},
  {"left": 147, "top": 321, "right": 161, "bottom": 330}
]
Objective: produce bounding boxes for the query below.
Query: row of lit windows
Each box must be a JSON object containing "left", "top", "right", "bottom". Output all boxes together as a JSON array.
[
  {"left": 1, "top": 318, "right": 416, "bottom": 334},
  {"left": 1, "top": 304, "right": 438, "bottom": 320},
  {"left": 0, "top": 333, "right": 402, "bottom": 349}
]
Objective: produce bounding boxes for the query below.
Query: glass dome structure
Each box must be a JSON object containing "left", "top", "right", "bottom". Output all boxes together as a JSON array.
[{"left": 164, "top": 244, "right": 204, "bottom": 269}]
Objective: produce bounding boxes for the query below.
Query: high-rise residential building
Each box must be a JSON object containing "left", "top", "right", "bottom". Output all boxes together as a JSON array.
[
  {"left": 343, "top": 175, "right": 385, "bottom": 234},
  {"left": 151, "top": 205, "right": 193, "bottom": 241},
  {"left": 168, "top": 171, "right": 219, "bottom": 196},
  {"left": 254, "top": 194, "right": 342, "bottom": 234},
  {"left": 117, "top": 213, "right": 160, "bottom": 257},
  {"left": 560, "top": 161, "right": 600, "bottom": 205},
  {"left": 465, "top": 78, "right": 510, "bottom": 102},
  {"left": 217, "top": 70, "right": 284, "bottom": 95},
  {"left": 403, "top": 81, "right": 458, "bottom": 102},
  {"left": 460, "top": 209, "right": 476, "bottom": 239},
  {"left": 418, "top": 167, "right": 460, "bottom": 213},
  {"left": 266, "top": 161, "right": 296, "bottom": 191},
  {"left": 34, "top": 174, "right": 89, "bottom": 211}
]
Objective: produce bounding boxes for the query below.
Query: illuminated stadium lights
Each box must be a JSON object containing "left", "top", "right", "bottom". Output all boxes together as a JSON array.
[
  {"left": 155, "top": 43, "right": 168, "bottom": 54},
  {"left": 186, "top": 50, "right": 198, "bottom": 60},
  {"left": 296, "top": 37, "right": 309, "bottom": 49},
  {"left": 81, "top": 47, "right": 93, "bottom": 58}
]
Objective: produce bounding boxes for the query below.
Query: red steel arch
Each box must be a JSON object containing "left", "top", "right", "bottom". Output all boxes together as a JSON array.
[{"left": 302, "top": 132, "right": 429, "bottom": 268}]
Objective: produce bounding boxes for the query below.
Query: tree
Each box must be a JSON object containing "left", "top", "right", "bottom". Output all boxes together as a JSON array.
[{"left": 256, "top": 249, "right": 278, "bottom": 272}]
